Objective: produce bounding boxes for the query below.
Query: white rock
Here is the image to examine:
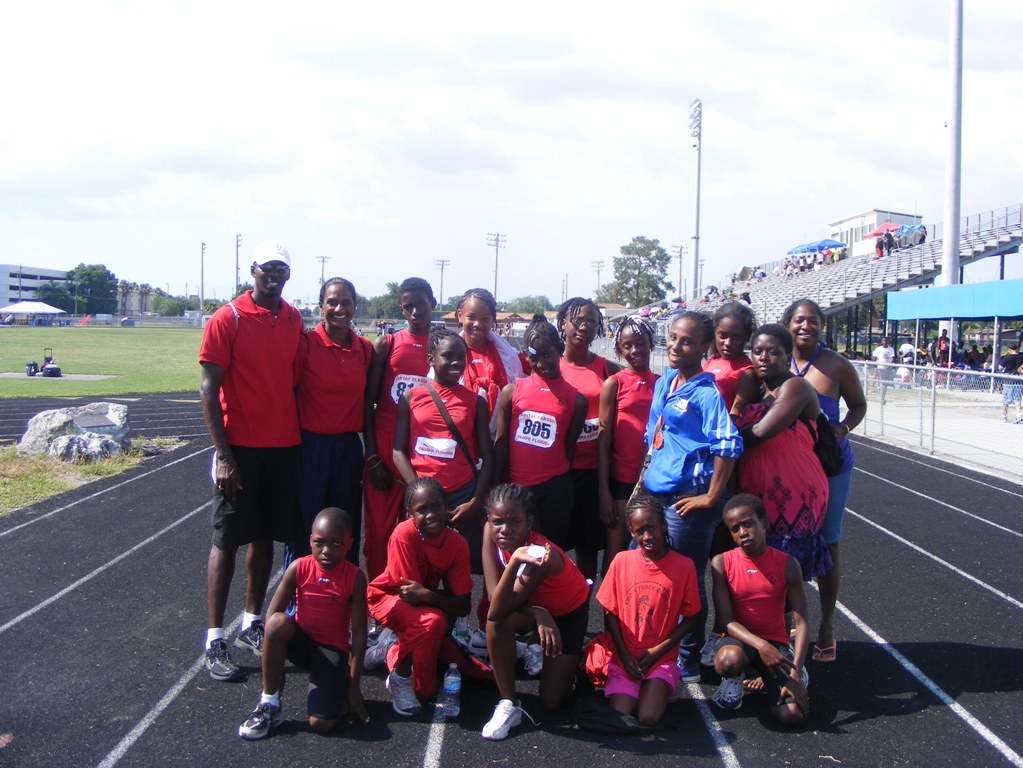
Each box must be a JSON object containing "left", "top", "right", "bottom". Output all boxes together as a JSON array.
[
  {"left": 17, "top": 402, "right": 130, "bottom": 457},
  {"left": 48, "top": 432, "right": 123, "bottom": 462}
]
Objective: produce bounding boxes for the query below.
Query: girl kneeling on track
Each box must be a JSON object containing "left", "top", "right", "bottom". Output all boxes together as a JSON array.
[{"left": 481, "top": 484, "right": 590, "bottom": 741}]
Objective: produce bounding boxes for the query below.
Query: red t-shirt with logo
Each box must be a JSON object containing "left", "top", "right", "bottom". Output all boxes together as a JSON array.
[
  {"left": 198, "top": 291, "right": 302, "bottom": 447},
  {"left": 722, "top": 546, "right": 790, "bottom": 645},
  {"left": 294, "top": 556, "right": 359, "bottom": 651},
  {"left": 611, "top": 368, "right": 659, "bottom": 484},
  {"left": 496, "top": 531, "right": 588, "bottom": 617},
  {"left": 366, "top": 518, "right": 473, "bottom": 604},
  {"left": 559, "top": 356, "right": 610, "bottom": 469},
  {"left": 297, "top": 324, "right": 373, "bottom": 434},
  {"left": 406, "top": 382, "right": 479, "bottom": 492},
  {"left": 375, "top": 329, "right": 429, "bottom": 431}
]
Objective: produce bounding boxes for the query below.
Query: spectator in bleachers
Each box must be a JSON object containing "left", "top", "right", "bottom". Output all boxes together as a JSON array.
[
  {"left": 883, "top": 231, "right": 895, "bottom": 257},
  {"left": 874, "top": 237, "right": 883, "bottom": 260}
]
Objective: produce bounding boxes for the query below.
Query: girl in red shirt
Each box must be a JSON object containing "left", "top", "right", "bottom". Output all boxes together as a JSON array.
[
  {"left": 454, "top": 287, "right": 528, "bottom": 437},
  {"left": 363, "top": 277, "right": 435, "bottom": 580},
  {"left": 597, "top": 316, "right": 659, "bottom": 564},
  {"left": 557, "top": 297, "right": 621, "bottom": 579},
  {"left": 393, "top": 326, "right": 493, "bottom": 573},
  {"left": 294, "top": 278, "right": 375, "bottom": 563},
  {"left": 481, "top": 483, "right": 590, "bottom": 740},
  {"left": 495, "top": 314, "right": 586, "bottom": 552},
  {"left": 596, "top": 493, "right": 700, "bottom": 727},
  {"left": 703, "top": 300, "right": 756, "bottom": 411}
]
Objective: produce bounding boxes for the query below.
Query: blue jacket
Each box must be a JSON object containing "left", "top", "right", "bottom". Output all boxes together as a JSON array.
[{"left": 643, "top": 370, "right": 742, "bottom": 495}]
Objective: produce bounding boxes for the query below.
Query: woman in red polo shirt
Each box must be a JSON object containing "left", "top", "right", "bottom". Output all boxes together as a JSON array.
[{"left": 294, "top": 278, "right": 375, "bottom": 563}]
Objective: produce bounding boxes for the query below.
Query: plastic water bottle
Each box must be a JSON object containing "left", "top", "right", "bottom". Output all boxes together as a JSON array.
[{"left": 438, "top": 663, "right": 461, "bottom": 717}]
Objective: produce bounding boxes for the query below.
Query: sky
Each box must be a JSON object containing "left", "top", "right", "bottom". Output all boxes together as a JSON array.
[{"left": 1, "top": 0, "right": 1021, "bottom": 310}]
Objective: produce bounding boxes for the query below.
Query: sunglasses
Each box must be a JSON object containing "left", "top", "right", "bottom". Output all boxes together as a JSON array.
[{"left": 256, "top": 262, "right": 290, "bottom": 276}]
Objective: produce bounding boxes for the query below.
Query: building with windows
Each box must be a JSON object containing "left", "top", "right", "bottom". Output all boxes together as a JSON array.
[
  {"left": 0, "top": 265, "right": 71, "bottom": 306},
  {"left": 829, "top": 210, "right": 924, "bottom": 259}
]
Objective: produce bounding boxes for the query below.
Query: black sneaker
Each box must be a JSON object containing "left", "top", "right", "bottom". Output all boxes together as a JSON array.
[
  {"left": 238, "top": 701, "right": 283, "bottom": 740},
  {"left": 205, "top": 639, "right": 242, "bottom": 681},
  {"left": 234, "top": 622, "right": 264, "bottom": 657}
]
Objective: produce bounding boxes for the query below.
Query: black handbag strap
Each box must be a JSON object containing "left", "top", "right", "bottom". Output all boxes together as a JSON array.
[{"left": 425, "top": 382, "right": 478, "bottom": 475}]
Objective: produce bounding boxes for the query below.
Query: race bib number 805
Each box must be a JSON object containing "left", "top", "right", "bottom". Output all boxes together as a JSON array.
[{"left": 514, "top": 410, "right": 557, "bottom": 449}]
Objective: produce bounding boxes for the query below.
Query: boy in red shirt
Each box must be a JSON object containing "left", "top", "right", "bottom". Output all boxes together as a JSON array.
[
  {"left": 238, "top": 507, "right": 369, "bottom": 740},
  {"left": 709, "top": 493, "right": 810, "bottom": 725}
]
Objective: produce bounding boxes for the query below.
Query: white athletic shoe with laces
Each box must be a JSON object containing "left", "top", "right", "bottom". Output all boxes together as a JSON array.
[
  {"left": 482, "top": 698, "right": 533, "bottom": 740},
  {"left": 364, "top": 627, "right": 396, "bottom": 670},
  {"left": 386, "top": 669, "right": 422, "bottom": 716}
]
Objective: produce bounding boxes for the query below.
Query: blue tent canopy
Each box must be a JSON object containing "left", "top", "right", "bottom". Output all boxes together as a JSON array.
[
  {"left": 787, "top": 239, "right": 847, "bottom": 255},
  {"left": 887, "top": 278, "right": 1023, "bottom": 320}
]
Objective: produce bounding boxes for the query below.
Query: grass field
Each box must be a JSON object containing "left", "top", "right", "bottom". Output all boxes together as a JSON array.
[{"left": 0, "top": 326, "right": 201, "bottom": 398}]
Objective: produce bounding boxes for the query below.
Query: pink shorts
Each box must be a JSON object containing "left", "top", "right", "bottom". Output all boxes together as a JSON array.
[{"left": 604, "top": 656, "right": 680, "bottom": 699}]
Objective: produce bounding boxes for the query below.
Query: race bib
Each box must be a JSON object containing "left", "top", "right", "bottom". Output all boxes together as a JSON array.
[
  {"left": 578, "top": 416, "right": 600, "bottom": 443},
  {"left": 414, "top": 436, "right": 457, "bottom": 460},
  {"left": 514, "top": 410, "right": 557, "bottom": 449},
  {"left": 390, "top": 373, "right": 426, "bottom": 404}
]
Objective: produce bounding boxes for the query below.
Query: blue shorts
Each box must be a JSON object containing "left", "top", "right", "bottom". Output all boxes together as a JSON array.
[
  {"left": 820, "top": 469, "right": 852, "bottom": 545},
  {"left": 1002, "top": 382, "right": 1022, "bottom": 406}
]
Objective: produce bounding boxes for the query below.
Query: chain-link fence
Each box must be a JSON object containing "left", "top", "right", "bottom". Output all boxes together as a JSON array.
[
  {"left": 852, "top": 361, "right": 1023, "bottom": 483},
  {"left": 590, "top": 338, "right": 1023, "bottom": 483}
]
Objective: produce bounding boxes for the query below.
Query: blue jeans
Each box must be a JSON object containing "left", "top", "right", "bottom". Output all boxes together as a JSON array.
[{"left": 656, "top": 488, "right": 723, "bottom": 670}]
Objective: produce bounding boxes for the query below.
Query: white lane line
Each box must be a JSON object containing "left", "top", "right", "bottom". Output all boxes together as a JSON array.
[
  {"left": 0, "top": 502, "right": 209, "bottom": 635},
  {"left": 853, "top": 469, "right": 1023, "bottom": 538},
  {"left": 687, "top": 682, "right": 743, "bottom": 768},
  {"left": 848, "top": 508, "right": 1023, "bottom": 611},
  {"left": 853, "top": 441, "right": 1023, "bottom": 498},
  {"left": 0, "top": 445, "right": 212, "bottom": 538},
  {"left": 422, "top": 704, "right": 447, "bottom": 768},
  {"left": 96, "top": 570, "right": 283, "bottom": 768},
  {"left": 820, "top": 587, "right": 1023, "bottom": 768}
]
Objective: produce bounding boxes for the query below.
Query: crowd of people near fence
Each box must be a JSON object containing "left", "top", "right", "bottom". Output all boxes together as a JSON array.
[{"left": 196, "top": 241, "right": 872, "bottom": 746}]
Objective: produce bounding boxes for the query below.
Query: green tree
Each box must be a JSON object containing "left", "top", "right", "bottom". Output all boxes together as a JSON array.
[
  {"left": 150, "top": 294, "right": 184, "bottom": 316},
  {"left": 505, "top": 295, "right": 553, "bottom": 315},
  {"left": 68, "top": 264, "right": 118, "bottom": 314},
  {"left": 596, "top": 237, "right": 674, "bottom": 308},
  {"left": 365, "top": 282, "right": 402, "bottom": 319},
  {"left": 36, "top": 280, "right": 73, "bottom": 312},
  {"left": 233, "top": 282, "right": 253, "bottom": 299},
  {"left": 138, "top": 284, "right": 152, "bottom": 314}
]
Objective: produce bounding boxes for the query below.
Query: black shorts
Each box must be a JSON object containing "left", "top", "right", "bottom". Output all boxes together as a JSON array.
[
  {"left": 718, "top": 637, "right": 799, "bottom": 704},
  {"left": 609, "top": 478, "right": 635, "bottom": 502},
  {"left": 571, "top": 468, "right": 605, "bottom": 550},
  {"left": 211, "top": 445, "right": 299, "bottom": 550},
  {"left": 286, "top": 622, "right": 351, "bottom": 720},
  {"left": 553, "top": 600, "right": 589, "bottom": 656},
  {"left": 527, "top": 473, "right": 574, "bottom": 553},
  {"left": 446, "top": 478, "right": 483, "bottom": 575}
]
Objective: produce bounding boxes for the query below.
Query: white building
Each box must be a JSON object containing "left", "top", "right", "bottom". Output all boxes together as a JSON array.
[
  {"left": 0, "top": 264, "right": 71, "bottom": 306},
  {"left": 828, "top": 209, "right": 923, "bottom": 259}
]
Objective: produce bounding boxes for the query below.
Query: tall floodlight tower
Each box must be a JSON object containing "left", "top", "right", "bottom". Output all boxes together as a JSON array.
[
  {"left": 689, "top": 99, "right": 703, "bottom": 300},
  {"left": 940, "top": 0, "right": 963, "bottom": 292}
]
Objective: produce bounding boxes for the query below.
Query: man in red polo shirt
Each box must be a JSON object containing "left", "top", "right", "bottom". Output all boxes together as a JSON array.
[{"left": 199, "top": 242, "right": 304, "bottom": 681}]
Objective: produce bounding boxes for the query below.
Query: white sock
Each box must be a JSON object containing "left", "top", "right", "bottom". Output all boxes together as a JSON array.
[
  {"left": 206, "top": 628, "right": 224, "bottom": 648},
  {"left": 241, "top": 612, "right": 262, "bottom": 632},
  {"left": 260, "top": 691, "right": 280, "bottom": 708}
]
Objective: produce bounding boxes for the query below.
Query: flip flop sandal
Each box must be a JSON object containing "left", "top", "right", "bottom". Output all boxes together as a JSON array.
[{"left": 812, "top": 643, "right": 837, "bottom": 663}]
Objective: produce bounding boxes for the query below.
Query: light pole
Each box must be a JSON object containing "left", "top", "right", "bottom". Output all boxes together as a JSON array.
[
  {"left": 689, "top": 98, "right": 703, "bottom": 302},
  {"left": 671, "top": 244, "right": 687, "bottom": 301},
  {"left": 315, "top": 255, "right": 331, "bottom": 285},
  {"left": 435, "top": 259, "right": 451, "bottom": 307},
  {"left": 235, "top": 234, "right": 242, "bottom": 297},
  {"left": 201, "top": 242, "right": 206, "bottom": 314},
  {"left": 591, "top": 260, "right": 604, "bottom": 297},
  {"left": 486, "top": 233, "right": 506, "bottom": 301}
]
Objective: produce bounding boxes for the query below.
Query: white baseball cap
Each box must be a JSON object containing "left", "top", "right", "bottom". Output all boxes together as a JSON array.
[{"left": 251, "top": 241, "right": 291, "bottom": 267}]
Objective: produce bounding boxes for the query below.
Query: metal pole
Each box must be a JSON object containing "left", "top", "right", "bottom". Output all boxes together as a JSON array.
[
  {"left": 235, "top": 234, "right": 242, "bottom": 296},
  {"left": 434, "top": 259, "right": 451, "bottom": 307},
  {"left": 939, "top": 0, "right": 963, "bottom": 327},
  {"left": 486, "top": 233, "right": 506, "bottom": 301},
  {"left": 689, "top": 99, "right": 702, "bottom": 302},
  {"left": 591, "top": 260, "right": 604, "bottom": 297},
  {"left": 201, "top": 242, "right": 206, "bottom": 314}
]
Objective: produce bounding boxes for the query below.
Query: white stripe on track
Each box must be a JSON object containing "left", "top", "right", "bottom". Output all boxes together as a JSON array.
[
  {"left": 847, "top": 508, "right": 1023, "bottom": 611},
  {"left": 422, "top": 704, "right": 447, "bottom": 768},
  {"left": 686, "top": 682, "right": 743, "bottom": 768},
  {"left": 815, "top": 586, "right": 1023, "bottom": 767},
  {"left": 95, "top": 570, "right": 283, "bottom": 768},
  {"left": 853, "top": 469, "right": 1023, "bottom": 538},
  {"left": 853, "top": 440, "right": 1023, "bottom": 498},
  {"left": 0, "top": 445, "right": 212, "bottom": 538},
  {"left": 0, "top": 501, "right": 210, "bottom": 636}
]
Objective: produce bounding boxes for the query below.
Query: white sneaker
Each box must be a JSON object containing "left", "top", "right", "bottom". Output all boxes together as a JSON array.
[
  {"left": 522, "top": 643, "right": 543, "bottom": 676},
  {"left": 364, "top": 627, "right": 396, "bottom": 670},
  {"left": 712, "top": 676, "right": 743, "bottom": 711},
  {"left": 481, "top": 699, "right": 524, "bottom": 740},
  {"left": 467, "top": 628, "right": 489, "bottom": 660},
  {"left": 386, "top": 669, "right": 422, "bottom": 716}
]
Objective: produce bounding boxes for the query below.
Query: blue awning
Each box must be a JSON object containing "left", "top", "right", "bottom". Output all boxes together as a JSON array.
[{"left": 887, "top": 278, "right": 1023, "bottom": 320}]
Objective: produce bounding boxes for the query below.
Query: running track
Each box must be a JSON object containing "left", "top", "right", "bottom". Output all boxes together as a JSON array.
[{"left": 0, "top": 394, "right": 1020, "bottom": 767}]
